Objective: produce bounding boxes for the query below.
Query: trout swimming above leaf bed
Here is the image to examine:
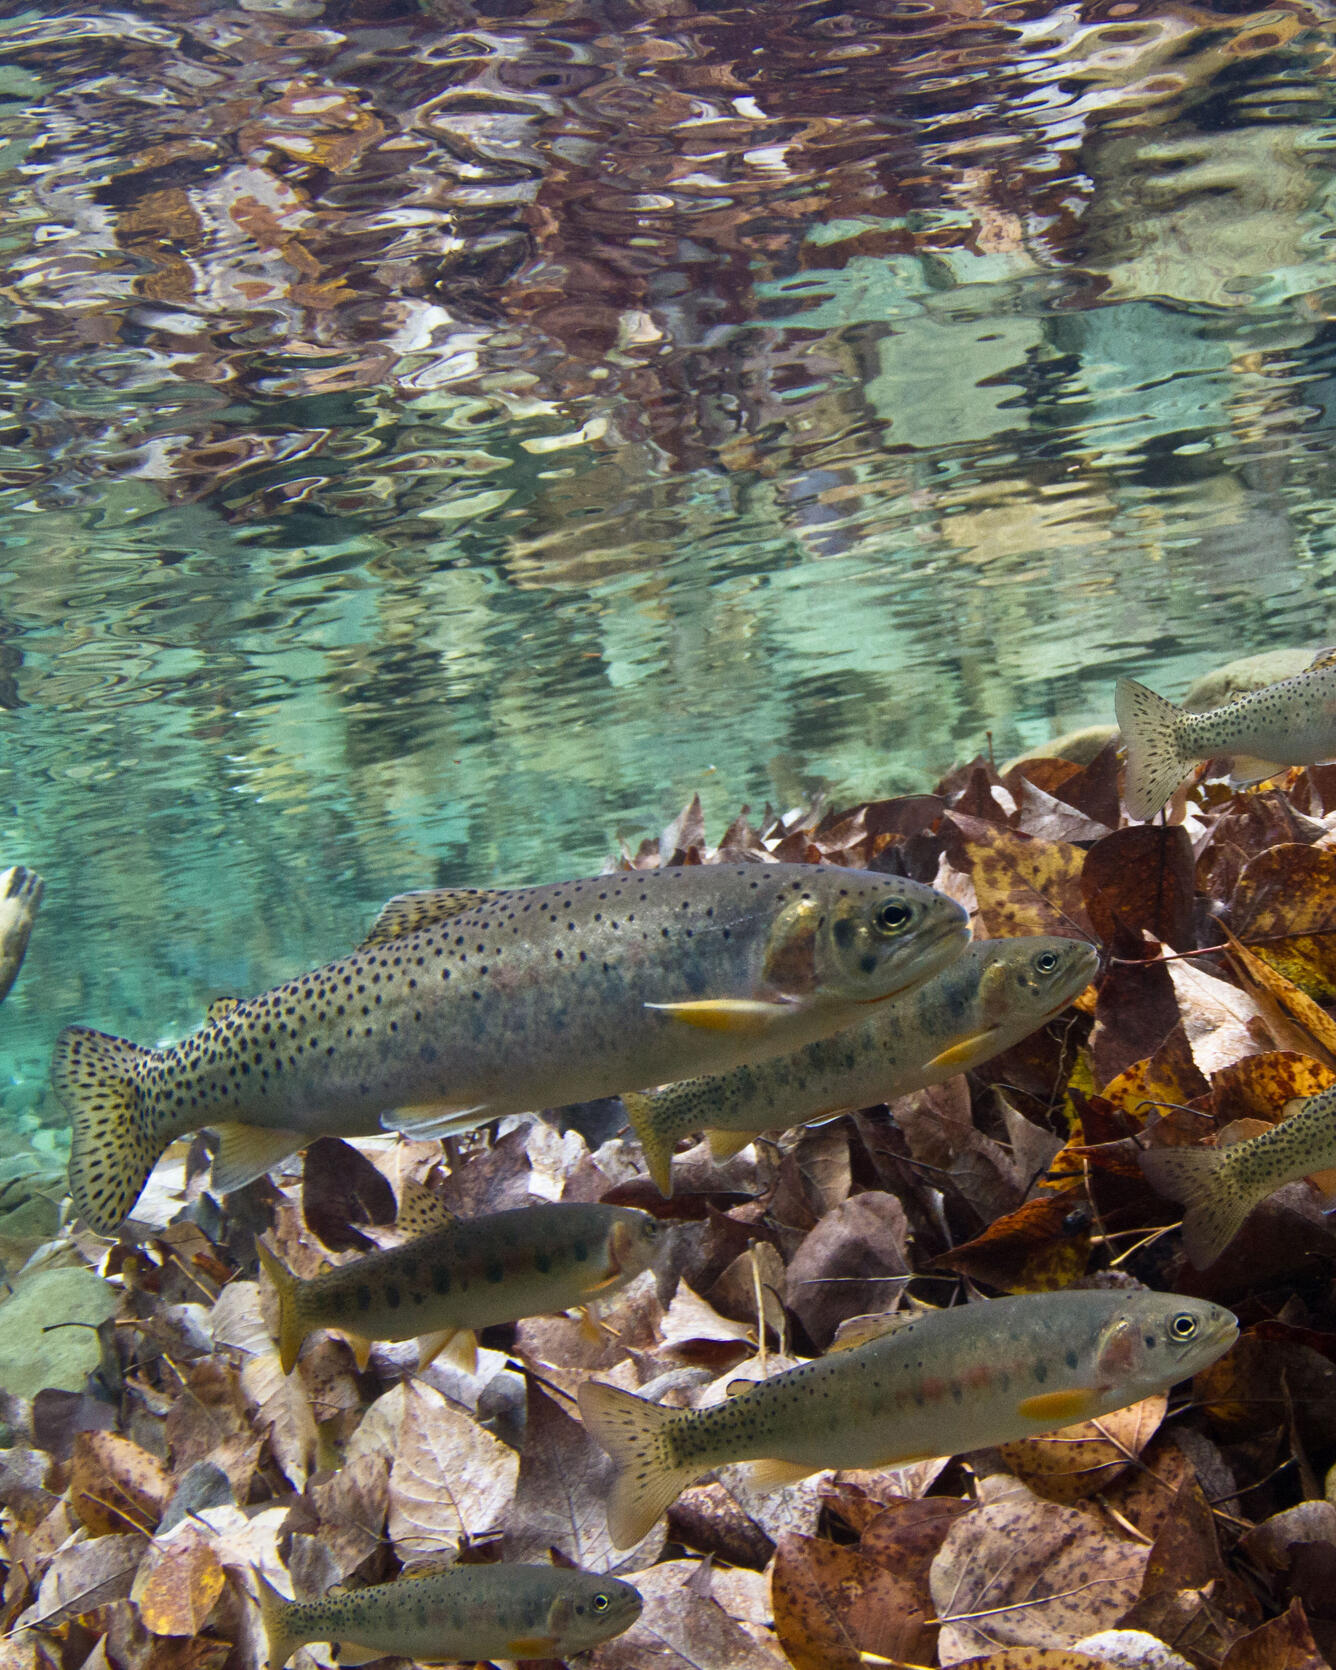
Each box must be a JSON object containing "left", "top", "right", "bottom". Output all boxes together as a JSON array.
[
  {"left": 54, "top": 863, "right": 968, "bottom": 1235},
  {"left": 624, "top": 934, "right": 1099, "bottom": 1194},
  {"left": 579, "top": 1289, "right": 1237, "bottom": 1547},
  {"left": 1116, "top": 647, "right": 1336, "bottom": 821},
  {"left": 257, "top": 1196, "right": 666, "bottom": 1375},
  {"left": 1141, "top": 1083, "right": 1336, "bottom": 1268},
  {"left": 254, "top": 1563, "right": 642, "bottom": 1667}
]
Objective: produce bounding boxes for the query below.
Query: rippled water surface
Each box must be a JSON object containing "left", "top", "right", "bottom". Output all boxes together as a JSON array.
[{"left": 4, "top": 0, "right": 1336, "bottom": 1128}]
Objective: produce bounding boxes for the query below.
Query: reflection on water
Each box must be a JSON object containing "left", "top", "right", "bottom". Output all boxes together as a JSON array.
[{"left": 4, "top": 0, "right": 1336, "bottom": 1120}]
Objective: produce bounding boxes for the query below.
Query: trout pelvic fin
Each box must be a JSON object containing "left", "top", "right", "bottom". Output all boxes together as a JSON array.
[
  {"left": 1114, "top": 676, "right": 1192, "bottom": 823},
  {"left": 380, "top": 1101, "right": 491, "bottom": 1140},
  {"left": 255, "top": 1238, "right": 305, "bottom": 1376},
  {"left": 210, "top": 1122, "right": 306, "bottom": 1197},
  {"left": 1139, "top": 1142, "right": 1243, "bottom": 1269},
  {"left": 706, "top": 1127, "right": 766, "bottom": 1162},
  {"left": 622, "top": 1090, "right": 676, "bottom": 1197},
  {"left": 645, "top": 997, "right": 799, "bottom": 1034},
  {"left": 578, "top": 1380, "right": 698, "bottom": 1548},
  {"left": 253, "top": 1569, "right": 298, "bottom": 1670},
  {"left": 55, "top": 1025, "right": 166, "bottom": 1236},
  {"left": 925, "top": 1029, "right": 999, "bottom": 1072},
  {"left": 417, "top": 1327, "right": 477, "bottom": 1374}
]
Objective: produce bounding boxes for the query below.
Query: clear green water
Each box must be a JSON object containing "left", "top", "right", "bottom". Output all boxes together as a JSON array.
[{"left": 3, "top": 0, "right": 1336, "bottom": 1138}]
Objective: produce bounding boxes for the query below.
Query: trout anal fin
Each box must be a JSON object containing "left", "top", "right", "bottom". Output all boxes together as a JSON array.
[
  {"left": 380, "top": 1102, "right": 491, "bottom": 1140},
  {"left": 417, "top": 1327, "right": 476, "bottom": 1374},
  {"left": 707, "top": 1128, "right": 766, "bottom": 1162},
  {"left": 210, "top": 1122, "right": 306, "bottom": 1196},
  {"left": 745, "top": 1458, "right": 819, "bottom": 1491}
]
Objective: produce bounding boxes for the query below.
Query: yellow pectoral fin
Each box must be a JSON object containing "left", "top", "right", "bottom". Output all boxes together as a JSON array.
[
  {"left": 645, "top": 997, "right": 799, "bottom": 1034},
  {"left": 707, "top": 1127, "right": 767, "bottom": 1161},
  {"left": 746, "top": 1458, "right": 819, "bottom": 1491},
  {"left": 506, "top": 1639, "right": 556, "bottom": 1659},
  {"left": 1017, "top": 1388, "right": 1099, "bottom": 1423},
  {"left": 925, "top": 1030, "right": 999, "bottom": 1071}
]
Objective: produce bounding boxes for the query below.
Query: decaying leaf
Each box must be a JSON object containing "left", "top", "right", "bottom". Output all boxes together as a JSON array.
[
  {"left": 930, "top": 1478, "right": 1149, "bottom": 1663},
  {"left": 131, "top": 1531, "right": 226, "bottom": 1637},
  {"left": 772, "top": 1531, "right": 927, "bottom": 1670},
  {"left": 999, "top": 1396, "right": 1166, "bottom": 1504},
  {"left": 67, "top": 1433, "right": 168, "bottom": 1536},
  {"left": 943, "top": 816, "right": 1093, "bottom": 941},
  {"left": 1231, "top": 844, "right": 1336, "bottom": 1002}
]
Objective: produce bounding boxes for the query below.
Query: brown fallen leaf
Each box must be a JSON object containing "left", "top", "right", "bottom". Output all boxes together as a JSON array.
[
  {"left": 932, "top": 1187, "right": 1090, "bottom": 1291},
  {"left": 1099, "top": 1024, "right": 1209, "bottom": 1121},
  {"left": 771, "top": 1531, "right": 927, "bottom": 1670},
  {"left": 1223, "top": 925, "right": 1336, "bottom": 1071},
  {"left": 942, "top": 815, "right": 1094, "bottom": 941},
  {"left": 784, "top": 1191, "right": 910, "bottom": 1350},
  {"left": 582, "top": 1559, "right": 788, "bottom": 1669},
  {"left": 1231, "top": 844, "right": 1336, "bottom": 1002},
  {"left": 1082, "top": 826, "right": 1196, "bottom": 951},
  {"left": 1219, "top": 1598, "right": 1327, "bottom": 1670},
  {"left": 501, "top": 1376, "right": 663, "bottom": 1570},
  {"left": 999, "top": 1396, "right": 1166, "bottom": 1504},
  {"left": 131, "top": 1530, "right": 226, "bottom": 1637},
  {"left": 301, "top": 1135, "right": 396, "bottom": 1252},
  {"left": 67, "top": 1432, "right": 168, "bottom": 1536},
  {"left": 239, "top": 1349, "right": 317, "bottom": 1492},
  {"left": 930, "top": 1478, "right": 1148, "bottom": 1663},
  {"left": 31, "top": 1534, "right": 149, "bottom": 1628}
]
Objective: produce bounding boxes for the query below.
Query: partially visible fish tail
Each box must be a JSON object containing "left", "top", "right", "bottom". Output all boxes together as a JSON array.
[
  {"left": 256, "top": 1238, "right": 307, "bottom": 1376},
  {"left": 53, "top": 1026, "right": 166, "bottom": 1236},
  {"left": 253, "top": 1569, "right": 300, "bottom": 1670},
  {"left": 1139, "top": 1143, "right": 1247, "bottom": 1269},
  {"left": 578, "top": 1380, "right": 698, "bottom": 1547},
  {"left": 1115, "top": 677, "right": 1191, "bottom": 822},
  {"left": 623, "top": 1090, "right": 675, "bottom": 1197}
]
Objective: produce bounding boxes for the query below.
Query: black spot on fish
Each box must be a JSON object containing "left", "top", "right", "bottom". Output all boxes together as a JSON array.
[
  {"left": 433, "top": 1265, "right": 451, "bottom": 1295},
  {"left": 1033, "top": 1360, "right": 1047, "bottom": 1382},
  {"left": 573, "top": 1241, "right": 588, "bottom": 1262},
  {"left": 485, "top": 1261, "right": 504, "bottom": 1283},
  {"left": 535, "top": 1251, "right": 551, "bottom": 1274},
  {"left": 356, "top": 1285, "right": 371, "bottom": 1311},
  {"left": 386, "top": 1284, "right": 402, "bottom": 1309}
]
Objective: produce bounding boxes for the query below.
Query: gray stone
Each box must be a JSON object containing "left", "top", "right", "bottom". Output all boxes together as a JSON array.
[
  {"left": 0, "top": 1268, "right": 117, "bottom": 1400},
  {"left": 1183, "top": 647, "right": 1316, "bottom": 711},
  {"left": 1003, "top": 723, "right": 1120, "bottom": 773}
]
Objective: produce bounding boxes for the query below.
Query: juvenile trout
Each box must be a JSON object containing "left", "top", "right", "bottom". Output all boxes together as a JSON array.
[
  {"left": 257, "top": 1199, "right": 665, "bottom": 1374},
  {"left": 624, "top": 935, "right": 1099, "bottom": 1193},
  {"left": 54, "top": 863, "right": 968, "bottom": 1235},
  {"left": 1141, "top": 1085, "right": 1336, "bottom": 1267},
  {"left": 254, "top": 1563, "right": 642, "bottom": 1666},
  {"left": 1116, "top": 649, "right": 1336, "bottom": 821},
  {"left": 580, "top": 1290, "right": 1236, "bottom": 1546},
  {"left": 0, "top": 865, "right": 43, "bottom": 1006}
]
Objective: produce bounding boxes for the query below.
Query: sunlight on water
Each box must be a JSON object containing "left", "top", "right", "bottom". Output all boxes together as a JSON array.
[{"left": 4, "top": 0, "right": 1336, "bottom": 1140}]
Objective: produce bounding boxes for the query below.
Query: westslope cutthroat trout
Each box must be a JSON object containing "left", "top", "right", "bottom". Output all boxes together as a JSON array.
[
  {"left": 55, "top": 864, "right": 969, "bottom": 1234},
  {"left": 257, "top": 1197, "right": 666, "bottom": 1375},
  {"left": 580, "top": 1290, "right": 1236, "bottom": 1547},
  {"left": 1141, "top": 1084, "right": 1336, "bottom": 1268},
  {"left": 254, "top": 1564, "right": 642, "bottom": 1667},
  {"left": 1116, "top": 648, "right": 1336, "bottom": 821},
  {"left": 623, "top": 934, "right": 1099, "bottom": 1193},
  {"left": 0, "top": 865, "right": 43, "bottom": 1006}
]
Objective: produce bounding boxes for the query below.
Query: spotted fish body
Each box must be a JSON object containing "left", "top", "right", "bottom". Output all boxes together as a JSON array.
[
  {"left": 1116, "top": 653, "right": 1336, "bottom": 821},
  {"left": 0, "top": 865, "right": 43, "bottom": 1006},
  {"left": 580, "top": 1290, "right": 1237, "bottom": 1547},
  {"left": 1141, "top": 1085, "right": 1336, "bottom": 1268},
  {"left": 54, "top": 863, "right": 969, "bottom": 1235},
  {"left": 258, "top": 1201, "right": 665, "bottom": 1374},
  {"left": 624, "top": 935, "right": 1099, "bottom": 1193},
  {"left": 254, "top": 1563, "right": 642, "bottom": 1667}
]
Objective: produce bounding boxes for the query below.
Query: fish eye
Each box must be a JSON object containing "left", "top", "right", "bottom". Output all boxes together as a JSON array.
[
  {"left": 1035, "top": 951, "right": 1059, "bottom": 973},
  {"left": 592, "top": 1593, "right": 611, "bottom": 1613},
  {"left": 1169, "top": 1312, "right": 1199, "bottom": 1340},
  {"left": 874, "top": 899, "right": 914, "bottom": 935}
]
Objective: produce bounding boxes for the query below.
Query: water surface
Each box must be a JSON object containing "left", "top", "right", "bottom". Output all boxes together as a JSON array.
[{"left": 3, "top": 0, "right": 1336, "bottom": 1131}]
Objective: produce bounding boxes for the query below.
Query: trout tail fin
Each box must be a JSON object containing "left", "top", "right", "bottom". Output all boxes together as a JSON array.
[
  {"left": 1139, "top": 1143, "right": 1247, "bottom": 1269},
  {"left": 578, "top": 1380, "right": 698, "bottom": 1548},
  {"left": 623, "top": 1091, "right": 676, "bottom": 1197},
  {"left": 1115, "top": 677, "right": 1191, "bottom": 822},
  {"left": 253, "top": 1570, "right": 300, "bottom": 1670},
  {"left": 255, "top": 1238, "right": 308, "bottom": 1376},
  {"left": 53, "top": 1026, "right": 166, "bottom": 1236}
]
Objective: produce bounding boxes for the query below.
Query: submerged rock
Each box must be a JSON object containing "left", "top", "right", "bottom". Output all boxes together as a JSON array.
[
  {"left": 0, "top": 1267, "right": 116, "bottom": 1399},
  {"left": 1183, "top": 647, "right": 1316, "bottom": 711}
]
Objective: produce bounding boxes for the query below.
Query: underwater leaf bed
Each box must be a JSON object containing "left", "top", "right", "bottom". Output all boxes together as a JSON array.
[{"left": 12, "top": 748, "right": 1336, "bottom": 1669}]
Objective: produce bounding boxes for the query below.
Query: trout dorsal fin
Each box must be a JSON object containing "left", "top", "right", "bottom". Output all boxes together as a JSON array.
[
  {"left": 360, "top": 886, "right": 511, "bottom": 948},
  {"left": 828, "top": 1307, "right": 922, "bottom": 1352},
  {"left": 206, "top": 996, "right": 242, "bottom": 1024},
  {"left": 395, "top": 1180, "right": 457, "bottom": 1236},
  {"left": 1307, "top": 646, "right": 1336, "bottom": 672}
]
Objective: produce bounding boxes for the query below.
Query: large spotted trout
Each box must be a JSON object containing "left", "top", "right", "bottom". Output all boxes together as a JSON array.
[
  {"left": 55, "top": 864, "right": 968, "bottom": 1233},
  {"left": 580, "top": 1289, "right": 1236, "bottom": 1546},
  {"left": 624, "top": 934, "right": 1099, "bottom": 1193}
]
